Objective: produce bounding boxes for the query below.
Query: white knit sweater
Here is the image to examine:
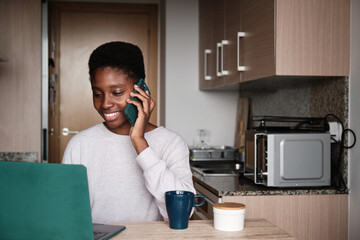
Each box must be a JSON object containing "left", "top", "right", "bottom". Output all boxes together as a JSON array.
[{"left": 62, "top": 123, "right": 195, "bottom": 223}]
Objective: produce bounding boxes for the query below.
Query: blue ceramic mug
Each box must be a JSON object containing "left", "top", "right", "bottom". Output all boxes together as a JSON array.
[{"left": 165, "top": 190, "right": 205, "bottom": 229}]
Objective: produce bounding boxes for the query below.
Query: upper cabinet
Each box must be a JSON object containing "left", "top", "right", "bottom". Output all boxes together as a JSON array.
[
  {"left": 199, "top": 0, "right": 216, "bottom": 89},
  {"left": 199, "top": 0, "right": 350, "bottom": 90},
  {"left": 199, "top": 0, "right": 225, "bottom": 89}
]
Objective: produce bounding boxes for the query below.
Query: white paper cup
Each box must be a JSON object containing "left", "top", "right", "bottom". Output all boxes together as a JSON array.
[{"left": 213, "top": 202, "right": 245, "bottom": 231}]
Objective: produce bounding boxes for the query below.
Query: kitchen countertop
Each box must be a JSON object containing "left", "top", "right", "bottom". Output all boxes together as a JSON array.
[
  {"left": 0, "top": 152, "right": 38, "bottom": 162},
  {"left": 192, "top": 172, "right": 348, "bottom": 197},
  {"left": 109, "top": 219, "right": 295, "bottom": 239}
]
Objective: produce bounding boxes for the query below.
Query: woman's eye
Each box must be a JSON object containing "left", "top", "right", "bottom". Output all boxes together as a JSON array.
[
  {"left": 93, "top": 92, "right": 102, "bottom": 98},
  {"left": 113, "top": 91, "right": 124, "bottom": 96}
]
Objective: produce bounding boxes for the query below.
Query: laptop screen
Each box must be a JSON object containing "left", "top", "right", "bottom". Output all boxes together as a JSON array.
[{"left": 0, "top": 161, "right": 96, "bottom": 239}]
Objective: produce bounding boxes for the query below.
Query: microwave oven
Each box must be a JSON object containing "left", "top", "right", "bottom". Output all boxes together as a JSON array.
[{"left": 244, "top": 130, "right": 331, "bottom": 187}]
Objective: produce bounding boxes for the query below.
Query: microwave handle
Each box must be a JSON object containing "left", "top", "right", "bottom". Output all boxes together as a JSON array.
[{"left": 254, "top": 133, "right": 267, "bottom": 184}]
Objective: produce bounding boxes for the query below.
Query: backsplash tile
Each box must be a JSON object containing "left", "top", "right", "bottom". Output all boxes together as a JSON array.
[
  {"left": 0, "top": 152, "right": 38, "bottom": 162},
  {"left": 310, "top": 77, "right": 347, "bottom": 121},
  {"left": 240, "top": 79, "right": 311, "bottom": 120}
]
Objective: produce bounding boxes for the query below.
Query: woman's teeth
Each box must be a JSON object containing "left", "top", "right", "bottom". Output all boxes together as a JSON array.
[{"left": 104, "top": 112, "right": 120, "bottom": 121}]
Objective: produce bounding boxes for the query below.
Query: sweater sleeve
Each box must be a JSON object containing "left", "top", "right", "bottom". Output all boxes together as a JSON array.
[{"left": 135, "top": 134, "right": 195, "bottom": 220}]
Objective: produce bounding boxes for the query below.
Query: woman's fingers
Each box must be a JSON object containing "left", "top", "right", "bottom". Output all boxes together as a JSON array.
[
  {"left": 127, "top": 97, "right": 150, "bottom": 119},
  {"left": 130, "top": 85, "right": 153, "bottom": 112},
  {"left": 133, "top": 84, "right": 150, "bottom": 98},
  {"left": 130, "top": 91, "right": 149, "bottom": 105}
]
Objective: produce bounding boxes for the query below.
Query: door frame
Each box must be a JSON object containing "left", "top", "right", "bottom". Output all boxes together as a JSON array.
[{"left": 41, "top": 1, "right": 49, "bottom": 163}]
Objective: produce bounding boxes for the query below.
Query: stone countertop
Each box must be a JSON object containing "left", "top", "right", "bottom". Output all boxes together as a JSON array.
[
  {"left": 192, "top": 172, "right": 348, "bottom": 197},
  {"left": 0, "top": 152, "right": 38, "bottom": 162}
]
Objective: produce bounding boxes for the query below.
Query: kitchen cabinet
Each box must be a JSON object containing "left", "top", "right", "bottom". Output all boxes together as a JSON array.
[
  {"left": 198, "top": 0, "right": 212, "bottom": 89},
  {"left": 199, "top": 0, "right": 350, "bottom": 90},
  {"left": 223, "top": 0, "right": 243, "bottom": 85},
  {"left": 222, "top": 194, "right": 348, "bottom": 240},
  {"left": 199, "top": 0, "right": 242, "bottom": 90},
  {"left": 199, "top": 0, "right": 223, "bottom": 89},
  {"left": 240, "top": 0, "right": 274, "bottom": 82},
  {"left": 192, "top": 173, "right": 348, "bottom": 240}
]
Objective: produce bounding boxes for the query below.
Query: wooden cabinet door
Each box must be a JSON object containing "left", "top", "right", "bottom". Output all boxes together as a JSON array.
[
  {"left": 199, "top": 0, "right": 215, "bottom": 90},
  {"left": 241, "top": 0, "right": 275, "bottom": 82},
  {"left": 211, "top": 0, "right": 226, "bottom": 88},
  {"left": 222, "top": 195, "right": 348, "bottom": 240},
  {"left": 275, "top": 0, "right": 350, "bottom": 76},
  {"left": 223, "top": 0, "right": 242, "bottom": 85}
]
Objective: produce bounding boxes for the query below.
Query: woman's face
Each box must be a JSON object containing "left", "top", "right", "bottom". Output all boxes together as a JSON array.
[{"left": 91, "top": 67, "right": 134, "bottom": 135}]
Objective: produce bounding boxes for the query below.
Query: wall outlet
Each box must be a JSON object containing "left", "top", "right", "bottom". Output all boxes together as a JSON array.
[
  {"left": 193, "top": 129, "right": 211, "bottom": 148},
  {"left": 329, "top": 122, "right": 342, "bottom": 143}
]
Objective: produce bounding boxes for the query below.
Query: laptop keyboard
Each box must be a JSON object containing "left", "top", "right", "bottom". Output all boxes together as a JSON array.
[{"left": 93, "top": 231, "right": 108, "bottom": 240}]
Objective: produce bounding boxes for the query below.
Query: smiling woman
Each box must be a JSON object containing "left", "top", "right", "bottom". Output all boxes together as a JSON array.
[{"left": 61, "top": 41, "right": 195, "bottom": 224}]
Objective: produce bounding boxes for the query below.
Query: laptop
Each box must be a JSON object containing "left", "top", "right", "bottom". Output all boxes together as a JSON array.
[{"left": 0, "top": 161, "right": 125, "bottom": 240}]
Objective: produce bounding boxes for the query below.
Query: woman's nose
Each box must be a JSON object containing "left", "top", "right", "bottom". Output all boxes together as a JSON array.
[{"left": 102, "top": 95, "right": 114, "bottom": 109}]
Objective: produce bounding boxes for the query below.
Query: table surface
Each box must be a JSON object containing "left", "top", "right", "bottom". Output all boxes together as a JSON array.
[{"left": 109, "top": 219, "right": 296, "bottom": 239}]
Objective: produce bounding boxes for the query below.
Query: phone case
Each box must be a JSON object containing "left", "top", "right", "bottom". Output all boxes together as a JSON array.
[{"left": 124, "top": 79, "right": 151, "bottom": 126}]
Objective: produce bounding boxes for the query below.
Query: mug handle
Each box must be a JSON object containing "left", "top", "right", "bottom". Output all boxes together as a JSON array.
[{"left": 194, "top": 194, "right": 205, "bottom": 207}]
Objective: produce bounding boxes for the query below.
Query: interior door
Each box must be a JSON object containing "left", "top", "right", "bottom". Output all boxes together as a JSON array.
[{"left": 48, "top": 2, "right": 158, "bottom": 163}]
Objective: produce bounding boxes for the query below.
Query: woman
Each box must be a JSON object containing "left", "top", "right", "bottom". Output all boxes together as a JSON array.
[{"left": 62, "top": 41, "right": 195, "bottom": 223}]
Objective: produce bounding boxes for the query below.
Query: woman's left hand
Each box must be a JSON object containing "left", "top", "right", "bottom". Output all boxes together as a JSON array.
[{"left": 127, "top": 84, "right": 156, "bottom": 153}]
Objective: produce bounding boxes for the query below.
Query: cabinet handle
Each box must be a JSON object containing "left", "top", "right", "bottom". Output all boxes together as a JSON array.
[
  {"left": 237, "top": 32, "right": 245, "bottom": 71},
  {"left": 221, "top": 40, "right": 229, "bottom": 75},
  {"left": 216, "top": 42, "right": 222, "bottom": 77},
  {"left": 204, "top": 49, "right": 211, "bottom": 80}
]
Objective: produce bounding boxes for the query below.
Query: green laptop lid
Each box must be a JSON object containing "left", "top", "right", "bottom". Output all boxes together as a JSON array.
[{"left": 0, "top": 161, "right": 94, "bottom": 240}]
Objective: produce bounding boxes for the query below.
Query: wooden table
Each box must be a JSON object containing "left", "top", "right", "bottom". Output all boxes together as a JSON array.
[{"left": 110, "top": 219, "right": 296, "bottom": 239}]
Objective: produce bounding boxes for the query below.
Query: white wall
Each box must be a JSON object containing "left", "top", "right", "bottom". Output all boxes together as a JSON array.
[
  {"left": 349, "top": 0, "right": 360, "bottom": 238},
  {"left": 164, "top": 0, "right": 238, "bottom": 147}
]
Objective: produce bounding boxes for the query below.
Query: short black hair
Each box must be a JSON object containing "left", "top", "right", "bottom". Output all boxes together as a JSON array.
[{"left": 88, "top": 41, "right": 145, "bottom": 82}]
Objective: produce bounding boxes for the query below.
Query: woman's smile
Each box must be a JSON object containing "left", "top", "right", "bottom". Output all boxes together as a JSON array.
[{"left": 103, "top": 111, "right": 121, "bottom": 121}]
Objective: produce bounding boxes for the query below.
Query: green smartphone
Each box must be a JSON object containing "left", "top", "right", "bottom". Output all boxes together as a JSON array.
[{"left": 124, "top": 78, "right": 151, "bottom": 126}]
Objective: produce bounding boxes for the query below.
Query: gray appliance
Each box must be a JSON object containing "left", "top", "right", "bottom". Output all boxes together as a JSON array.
[{"left": 244, "top": 116, "right": 331, "bottom": 187}]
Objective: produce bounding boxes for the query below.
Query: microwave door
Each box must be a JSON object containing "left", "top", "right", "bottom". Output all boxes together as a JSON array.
[
  {"left": 267, "top": 133, "right": 331, "bottom": 187},
  {"left": 254, "top": 133, "right": 268, "bottom": 185}
]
